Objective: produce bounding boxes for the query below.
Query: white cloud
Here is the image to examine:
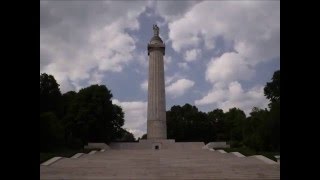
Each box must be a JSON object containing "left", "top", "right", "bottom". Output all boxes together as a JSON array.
[
  {"left": 166, "top": 78, "right": 195, "bottom": 98},
  {"left": 155, "top": 1, "right": 201, "bottom": 22},
  {"left": 140, "top": 80, "right": 148, "bottom": 91},
  {"left": 205, "top": 52, "right": 255, "bottom": 84},
  {"left": 164, "top": 55, "right": 173, "bottom": 70},
  {"left": 164, "top": 55, "right": 173, "bottom": 65},
  {"left": 165, "top": 73, "right": 185, "bottom": 86},
  {"left": 127, "top": 129, "right": 146, "bottom": 139},
  {"left": 112, "top": 99, "right": 147, "bottom": 138},
  {"left": 178, "top": 62, "right": 190, "bottom": 70},
  {"left": 184, "top": 49, "right": 201, "bottom": 62},
  {"left": 90, "top": 22, "right": 137, "bottom": 72},
  {"left": 40, "top": 1, "right": 147, "bottom": 93},
  {"left": 195, "top": 81, "right": 268, "bottom": 115},
  {"left": 162, "top": 1, "right": 278, "bottom": 115},
  {"left": 88, "top": 71, "right": 104, "bottom": 85},
  {"left": 136, "top": 51, "right": 148, "bottom": 69},
  {"left": 167, "top": 1, "right": 279, "bottom": 62}
]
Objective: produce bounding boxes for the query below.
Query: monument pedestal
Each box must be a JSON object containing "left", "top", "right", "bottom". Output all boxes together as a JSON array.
[
  {"left": 139, "top": 139, "right": 175, "bottom": 150},
  {"left": 109, "top": 139, "right": 175, "bottom": 150},
  {"left": 109, "top": 140, "right": 205, "bottom": 150}
]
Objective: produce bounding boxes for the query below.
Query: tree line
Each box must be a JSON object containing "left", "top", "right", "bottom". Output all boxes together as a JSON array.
[
  {"left": 40, "top": 73, "right": 135, "bottom": 152},
  {"left": 41, "top": 70, "right": 279, "bottom": 153}
]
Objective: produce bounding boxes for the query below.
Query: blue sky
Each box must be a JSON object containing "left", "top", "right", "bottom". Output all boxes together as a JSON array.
[{"left": 40, "top": 0, "right": 280, "bottom": 138}]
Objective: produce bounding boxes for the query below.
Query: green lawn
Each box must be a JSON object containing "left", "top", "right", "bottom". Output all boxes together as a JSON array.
[
  {"left": 218, "top": 147, "right": 279, "bottom": 161},
  {"left": 40, "top": 148, "right": 100, "bottom": 164}
]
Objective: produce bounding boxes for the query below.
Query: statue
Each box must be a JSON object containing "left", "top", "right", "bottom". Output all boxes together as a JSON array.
[{"left": 153, "top": 24, "right": 159, "bottom": 36}]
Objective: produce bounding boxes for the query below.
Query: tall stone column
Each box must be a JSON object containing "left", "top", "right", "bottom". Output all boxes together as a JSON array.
[{"left": 147, "top": 25, "right": 167, "bottom": 139}]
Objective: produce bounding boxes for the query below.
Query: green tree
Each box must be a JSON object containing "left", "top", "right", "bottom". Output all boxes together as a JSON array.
[
  {"left": 40, "top": 73, "right": 64, "bottom": 151},
  {"left": 40, "top": 73, "right": 62, "bottom": 116},
  {"left": 244, "top": 107, "right": 269, "bottom": 151},
  {"left": 264, "top": 70, "right": 280, "bottom": 104},
  {"left": 167, "top": 104, "right": 212, "bottom": 143},
  {"left": 40, "top": 112, "right": 64, "bottom": 151},
  {"left": 61, "top": 91, "right": 77, "bottom": 117},
  {"left": 267, "top": 102, "right": 280, "bottom": 151},
  {"left": 224, "top": 108, "right": 246, "bottom": 146},
  {"left": 116, "top": 129, "right": 136, "bottom": 142},
  {"left": 208, "top": 109, "right": 225, "bottom": 141},
  {"left": 65, "top": 85, "right": 125, "bottom": 145},
  {"left": 264, "top": 70, "right": 280, "bottom": 151},
  {"left": 141, "top": 133, "right": 147, "bottom": 139}
]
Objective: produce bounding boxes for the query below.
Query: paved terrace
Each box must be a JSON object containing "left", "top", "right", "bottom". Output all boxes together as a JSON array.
[{"left": 40, "top": 147, "right": 280, "bottom": 179}]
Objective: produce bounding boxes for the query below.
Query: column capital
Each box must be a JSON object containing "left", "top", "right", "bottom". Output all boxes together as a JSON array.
[{"left": 147, "top": 43, "right": 165, "bottom": 55}]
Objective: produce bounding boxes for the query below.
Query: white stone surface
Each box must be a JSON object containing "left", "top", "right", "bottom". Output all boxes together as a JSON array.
[
  {"left": 71, "top": 153, "right": 84, "bottom": 159},
  {"left": 147, "top": 28, "right": 167, "bottom": 140},
  {"left": 209, "top": 148, "right": 215, "bottom": 151},
  {"left": 252, "top": 155, "right": 277, "bottom": 165},
  {"left": 206, "top": 142, "right": 230, "bottom": 149},
  {"left": 231, "top": 152, "right": 245, "bottom": 157},
  {"left": 274, "top": 155, "right": 280, "bottom": 163},
  {"left": 41, "top": 157, "right": 63, "bottom": 166},
  {"left": 202, "top": 145, "right": 209, "bottom": 150},
  {"left": 109, "top": 141, "right": 204, "bottom": 150},
  {"left": 88, "top": 150, "right": 97, "bottom": 155},
  {"left": 100, "top": 149, "right": 105, "bottom": 152},
  {"left": 41, "top": 149, "right": 280, "bottom": 179},
  {"left": 217, "top": 150, "right": 227, "bottom": 153},
  {"left": 84, "top": 143, "right": 110, "bottom": 150}
]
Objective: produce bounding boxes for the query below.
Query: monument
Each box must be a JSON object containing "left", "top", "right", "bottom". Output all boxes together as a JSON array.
[
  {"left": 147, "top": 24, "right": 167, "bottom": 140},
  {"left": 40, "top": 25, "right": 279, "bottom": 180}
]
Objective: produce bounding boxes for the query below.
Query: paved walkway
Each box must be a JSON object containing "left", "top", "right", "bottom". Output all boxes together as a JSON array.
[{"left": 40, "top": 149, "right": 280, "bottom": 179}]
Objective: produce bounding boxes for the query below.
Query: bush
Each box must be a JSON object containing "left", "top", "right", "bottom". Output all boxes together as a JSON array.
[
  {"left": 230, "top": 140, "right": 243, "bottom": 148},
  {"left": 66, "top": 137, "right": 83, "bottom": 149},
  {"left": 40, "top": 112, "right": 64, "bottom": 152}
]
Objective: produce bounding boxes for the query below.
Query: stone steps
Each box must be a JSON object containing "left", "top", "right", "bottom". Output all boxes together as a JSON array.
[{"left": 41, "top": 148, "right": 279, "bottom": 179}]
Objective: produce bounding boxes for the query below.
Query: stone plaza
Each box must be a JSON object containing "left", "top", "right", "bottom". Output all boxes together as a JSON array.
[{"left": 40, "top": 146, "right": 280, "bottom": 179}]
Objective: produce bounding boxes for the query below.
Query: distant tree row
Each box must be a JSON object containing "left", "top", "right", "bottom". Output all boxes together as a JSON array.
[
  {"left": 142, "top": 70, "right": 280, "bottom": 152},
  {"left": 40, "top": 73, "right": 135, "bottom": 152},
  {"left": 41, "top": 69, "right": 279, "bottom": 152}
]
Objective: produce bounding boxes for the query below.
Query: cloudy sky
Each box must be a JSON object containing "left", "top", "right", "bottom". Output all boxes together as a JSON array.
[{"left": 40, "top": 0, "right": 280, "bottom": 139}]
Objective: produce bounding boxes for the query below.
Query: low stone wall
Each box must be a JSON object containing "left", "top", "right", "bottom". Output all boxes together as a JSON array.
[
  {"left": 84, "top": 143, "right": 111, "bottom": 150},
  {"left": 206, "top": 142, "right": 230, "bottom": 149},
  {"left": 167, "top": 142, "right": 205, "bottom": 150},
  {"left": 109, "top": 140, "right": 174, "bottom": 150},
  {"left": 109, "top": 140, "right": 204, "bottom": 150}
]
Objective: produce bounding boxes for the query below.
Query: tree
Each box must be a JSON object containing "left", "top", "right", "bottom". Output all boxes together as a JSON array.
[
  {"left": 224, "top": 108, "right": 246, "bottom": 146},
  {"left": 167, "top": 104, "right": 212, "bottom": 143},
  {"left": 65, "top": 85, "right": 125, "bottom": 145},
  {"left": 141, "top": 134, "right": 147, "bottom": 139},
  {"left": 111, "top": 104, "right": 125, "bottom": 139},
  {"left": 40, "top": 112, "right": 64, "bottom": 151},
  {"left": 116, "top": 129, "right": 136, "bottom": 142},
  {"left": 243, "top": 107, "right": 269, "bottom": 151},
  {"left": 208, "top": 109, "right": 225, "bottom": 141},
  {"left": 264, "top": 70, "right": 280, "bottom": 151},
  {"left": 40, "top": 73, "right": 62, "bottom": 116},
  {"left": 40, "top": 73, "right": 65, "bottom": 151},
  {"left": 264, "top": 70, "right": 280, "bottom": 104},
  {"left": 267, "top": 102, "right": 280, "bottom": 151},
  {"left": 61, "top": 91, "right": 77, "bottom": 117}
]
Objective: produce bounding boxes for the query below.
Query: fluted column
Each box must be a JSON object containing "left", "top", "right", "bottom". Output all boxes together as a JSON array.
[{"left": 147, "top": 39, "right": 166, "bottom": 139}]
